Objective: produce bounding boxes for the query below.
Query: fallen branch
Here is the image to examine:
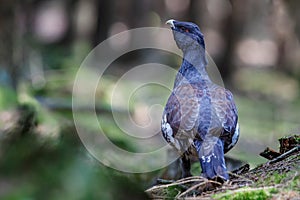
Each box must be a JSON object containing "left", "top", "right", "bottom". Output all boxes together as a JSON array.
[{"left": 268, "top": 146, "right": 300, "bottom": 165}]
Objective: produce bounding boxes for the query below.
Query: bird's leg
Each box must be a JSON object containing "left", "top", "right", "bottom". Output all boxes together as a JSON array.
[{"left": 180, "top": 153, "right": 192, "bottom": 178}]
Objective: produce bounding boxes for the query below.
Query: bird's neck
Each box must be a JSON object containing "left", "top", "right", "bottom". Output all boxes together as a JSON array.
[
  {"left": 175, "top": 48, "right": 210, "bottom": 86},
  {"left": 183, "top": 48, "right": 208, "bottom": 69}
]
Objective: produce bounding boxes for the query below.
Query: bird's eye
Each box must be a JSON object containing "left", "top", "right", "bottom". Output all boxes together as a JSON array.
[{"left": 180, "top": 27, "right": 189, "bottom": 33}]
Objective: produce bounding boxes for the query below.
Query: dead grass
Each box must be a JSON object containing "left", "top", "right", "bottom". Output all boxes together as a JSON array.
[{"left": 146, "top": 151, "right": 299, "bottom": 199}]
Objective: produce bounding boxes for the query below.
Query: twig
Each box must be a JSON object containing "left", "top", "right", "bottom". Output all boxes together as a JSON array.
[
  {"left": 177, "top": 176, "right": 207, "bottom": 182},
  {"left": 177, "top": 180, "right": 222, "bottom": 198},
  {"left": 176, "top": 182, "right": 205, "bottom": 198},
  {"left": 268, "top": 146, "right": 300, "bottom": 165},
  {"left": 228, "top": 171, "right": 254, "bottom": 185},
  {"left": 231, "top": 164, "right": 250, "bottom": 175},
  {"left": 156, "top": 179, "right": 189, "bottom": 190},
  {"left": 181, "top": 197, "right": 211, "bottom": 200},
  {"left": 156, "top": 179, "right": 175, "bottom": 184},
  {"left": 145, "top": 177, "right": 207, "bottom": 193}
]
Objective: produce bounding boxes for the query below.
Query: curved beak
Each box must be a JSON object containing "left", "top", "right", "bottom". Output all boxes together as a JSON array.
[{"left": 166, "top": 19, "right": 175, "bottom": 29}]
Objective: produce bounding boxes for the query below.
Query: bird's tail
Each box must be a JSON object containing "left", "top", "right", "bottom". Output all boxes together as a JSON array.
[{"left": 194, "top": 138, "right": 229, "bottom": 180}]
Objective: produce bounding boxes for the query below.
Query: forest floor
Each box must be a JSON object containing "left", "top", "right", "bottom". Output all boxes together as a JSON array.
[
  {"left": 0, "top": 103, "right": 299, "bottom": 200},
  {"left": 146, "top": 136, "right": 300, "bottom": 200}
]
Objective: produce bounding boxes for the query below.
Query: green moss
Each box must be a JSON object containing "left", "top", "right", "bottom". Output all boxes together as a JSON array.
[
  {"left": 214, "top": 189, "right": 271, "bottom": 200},
  {"left": 269, "top": 188, "right": 279, "bottom": 194},
  {"left": 191, "top": 162, "right": 201, "bottom": 175},
  {"left": 164, "top": 185, "right": 182, "bottom": 199},
  {"left": 273, "top": 173, "right": 287, "bottom": 184},
  {"left": 291, "top": 135, "right": 300, "bottom": 143},
  {"left": 290, "top": 176, "right": 300, "bottom": 191}
]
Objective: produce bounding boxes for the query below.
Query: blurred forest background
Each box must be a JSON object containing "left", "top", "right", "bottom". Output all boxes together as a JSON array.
[{"left": 1, "top": 0, "right": 300, "bottom": 199}]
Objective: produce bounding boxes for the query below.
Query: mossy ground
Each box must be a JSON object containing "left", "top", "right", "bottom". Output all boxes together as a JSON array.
[{"left": 146, "top": 150, "right": 300, "bottom": 199}]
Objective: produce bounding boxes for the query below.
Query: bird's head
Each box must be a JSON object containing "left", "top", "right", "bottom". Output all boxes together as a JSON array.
[{"left": 166, "top": 19, "right": 205, "bottom": 52}]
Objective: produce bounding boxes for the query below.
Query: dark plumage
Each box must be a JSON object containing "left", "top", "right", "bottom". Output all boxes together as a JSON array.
[{"left": 161, "top": 19, "right": 239, "bottom": 181}]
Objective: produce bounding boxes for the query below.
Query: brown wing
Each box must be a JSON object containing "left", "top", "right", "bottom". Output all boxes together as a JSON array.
[
  {"left": 209, "top": 85, "right": 239, "bottom": 151},
  {"left": 209, "top": 85, "right": 238, "bottom": 132},
  {"left": 163, "top": 83, "right": 200, "bottom": 136}
]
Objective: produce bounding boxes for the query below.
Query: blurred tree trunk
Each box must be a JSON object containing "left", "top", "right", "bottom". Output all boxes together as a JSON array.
[
  {"left": 189, "top": 0, "right": 247, "bottom": 85},
  {"left": 285, "top": 0, "right": 300, "bottom": 40},
  {"left": 129, "top": 0, "right": 148, "bottom": 27},
  {"left": 0, "top": 1, "right": 18, "bottom": 90},
  {"left": 218, "top": 0, "right": 248, "bottom": 85},
  {"left": 277, "top": 0, "right": 300, "bottom": 76},
  {"left": 93, "top": 0, "right": 113, "bottom": 45}
]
